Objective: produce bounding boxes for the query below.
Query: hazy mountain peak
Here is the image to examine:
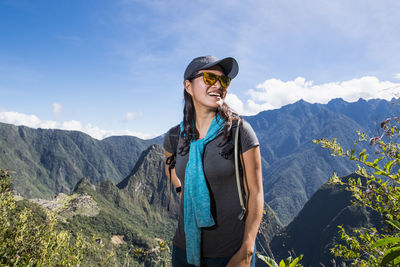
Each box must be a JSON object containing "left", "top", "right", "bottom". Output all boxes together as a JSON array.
[
  {"left": 73, "top": 177, "right": 94, "bottom": 192},
  {"left": 117, "top": 144, "right": 164, "bottom": 190},
  {"left": 327, "top": 97, "right": 346, "bottom": 104}
]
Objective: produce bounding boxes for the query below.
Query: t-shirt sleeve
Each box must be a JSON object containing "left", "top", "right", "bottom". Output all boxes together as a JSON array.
[
  {"left": 240, "top": 119, "right": 259, "bottom": 153},
  {"left": 163, "top": 124, "right": 179, "bottom": 154},
  {"left": 163, "top": 128, "right": 173, "bottom": 154}
]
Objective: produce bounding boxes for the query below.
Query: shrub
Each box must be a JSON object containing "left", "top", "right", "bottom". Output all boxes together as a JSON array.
[
  {"left": 0, "top": 168, "right": 111, "bottom": 266},
  {"left": 314, "top": 117, "right": 400, "bottom": 266}
]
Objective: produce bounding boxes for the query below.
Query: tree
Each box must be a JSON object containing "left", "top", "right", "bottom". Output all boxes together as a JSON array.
[
  {"left": 314, "top": 117, "right": 400, "bottom": 266},
  {"left": 0, "top": 168, "right": 111, "bottom": 266}
]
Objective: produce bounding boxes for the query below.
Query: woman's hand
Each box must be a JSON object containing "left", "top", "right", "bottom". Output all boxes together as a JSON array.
[{"left": 226, "top": 245, "right": 253, "bottom": 267}]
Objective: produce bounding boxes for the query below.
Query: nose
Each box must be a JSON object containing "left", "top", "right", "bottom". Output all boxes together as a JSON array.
[{"left": 212, "top": 79, "right": 223, "bottom": 89}]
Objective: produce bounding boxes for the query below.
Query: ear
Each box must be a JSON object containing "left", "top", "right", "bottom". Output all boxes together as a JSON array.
[{"left": 184, "top": 80, "right": 193, "bottom": 96}]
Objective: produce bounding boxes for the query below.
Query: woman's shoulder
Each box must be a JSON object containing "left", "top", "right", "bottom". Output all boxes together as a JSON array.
[
  {"left": 237, "top": 118, "right": 259, "bottom": 153},
  {"left": 231, "top": 118, "right": 255, "bottom": 135},
  {"left": 163, "top": 124, "right": 180, "bottom": 153},
  {"left": 239, "top": 118, "right": 254, "bottom": 132},
  {"left": 165, "top": 124, "right": 181, "bottom": 137}
]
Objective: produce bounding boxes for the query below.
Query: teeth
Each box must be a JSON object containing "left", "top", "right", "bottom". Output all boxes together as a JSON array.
[{"left": 208, "top": 92, "right": 220, "bottom": 97}]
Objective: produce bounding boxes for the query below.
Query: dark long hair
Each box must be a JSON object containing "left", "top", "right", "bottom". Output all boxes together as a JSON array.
[{"left": 179, "top": 89, "right": 240, "bottom": 154}]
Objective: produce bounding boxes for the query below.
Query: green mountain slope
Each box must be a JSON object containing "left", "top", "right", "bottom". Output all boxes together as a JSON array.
[
  {"left": 29, "top": 144, "right": 177, "bottom": 266},
  {"left": 268, "top": 174, "right": 383, "bottom": 266},
  {"left": 0, "top": 122, "right": 161, "bottom": 199},
  {"left": 2, "top": 98, "right": 399, "bottom": 227},
  {"left": 245, "top": 98, "right": 400, "bottom": 224},
  {"left": 117, "top": 144, "right": 180, "bottom": 216}
]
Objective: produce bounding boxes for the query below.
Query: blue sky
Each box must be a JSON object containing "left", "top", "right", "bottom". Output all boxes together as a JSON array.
[{"left": 1, "top": 0, "right": 400, "bottom": 139}]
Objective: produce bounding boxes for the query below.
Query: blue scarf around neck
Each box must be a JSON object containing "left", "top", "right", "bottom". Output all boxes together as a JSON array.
[{"left": 179, "top": 114, "right": 225, "bottom": 266}]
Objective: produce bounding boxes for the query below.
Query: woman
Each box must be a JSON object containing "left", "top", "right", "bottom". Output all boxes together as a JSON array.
[{"left": 164, "top": 55, "right": 263, "bottom": 267}]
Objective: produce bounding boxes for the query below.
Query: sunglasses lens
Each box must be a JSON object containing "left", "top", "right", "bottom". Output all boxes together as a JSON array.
[
  {"left": 203, "top": 72, "right": 217, "bottom": 85},
  {"left": 203, "top": 72, "right": 231, "bottom": 88},
  {"left": 220, "top": 76, "right": 231, "bottom": 88}
]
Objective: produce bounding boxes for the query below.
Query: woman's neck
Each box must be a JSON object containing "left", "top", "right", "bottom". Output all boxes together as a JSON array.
[{"left": 195, "top": 109, "right": 217, "bottom": 139}]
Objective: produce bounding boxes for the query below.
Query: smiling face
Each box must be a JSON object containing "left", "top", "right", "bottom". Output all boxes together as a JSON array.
[{"left": 184, "top": 65, "right": 228, "bottom": 112}]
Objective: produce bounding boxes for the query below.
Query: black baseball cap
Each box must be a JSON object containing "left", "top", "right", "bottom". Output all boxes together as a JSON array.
[{"left": 184, "top": 55, "right": 239, "bottom": 80}]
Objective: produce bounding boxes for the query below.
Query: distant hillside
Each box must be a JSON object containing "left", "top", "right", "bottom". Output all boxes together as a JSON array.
[
  {"left": 117, "top": 144, "right": 180, "bottom": 215},
  {"left": 245, "top": 98, "right": 400, "bottom": 224},
  {"left": 1, "top": 98, "right": 399, "bottom": 225},
  {"left": 256, "top": 203, "right": 283, "bottom": 258},
  {"left": 0, "top": 122, "right": 161, "bottom": 199},
  {"left": 30, "top": 144, "right": 178, "bottom": 266},
  {"left": 268, "top": 174, "right": 383, "bottom": 266}
]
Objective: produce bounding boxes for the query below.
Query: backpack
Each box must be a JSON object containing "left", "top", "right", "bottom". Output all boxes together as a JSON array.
[{"left": 165, "top": 118, "right": 246, "bottom": 220}]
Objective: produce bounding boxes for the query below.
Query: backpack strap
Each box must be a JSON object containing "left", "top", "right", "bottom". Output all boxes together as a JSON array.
[
  {"left": 165, "top": 124, "right": 180, "bottom": 211},
  {"left": 234, "top": 118, "right": 246, "bottom": 220}
]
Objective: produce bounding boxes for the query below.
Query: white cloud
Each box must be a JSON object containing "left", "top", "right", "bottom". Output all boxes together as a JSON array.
[
  {"left": 0, "top": 111, "right": 48, "bottom": 128},
  {"left": 0, "top": 111, "right": 156, "bottom": 140},
  {"left": 61, "top": 120, "right": 83, "bottom": 131},
  {"left": 244, "top": 76, "right": 400, "bottom": 115},
  {"left": 52, "top": 102, "right": 62, "bottom": 115},
  {"left": 225, "top": 93, "right": 244, "bottom": 114},
  {"left": 394, "top": 73, "right": 400, "bottom": 80},
  {"left": 123, "top": 112, "right": 143, "bottom": 121}
]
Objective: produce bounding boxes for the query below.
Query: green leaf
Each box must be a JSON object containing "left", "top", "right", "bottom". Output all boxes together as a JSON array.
[
  {"left": 374, "top": 156, "right": 384, "bottom": 164},
  {"left": 374, "top": 170, "right": 388, "bottom": 176},
  {"left": 359, "top": 149, "right": 366, "bottom": 159},
  {"left": 371, "top": 237, "right": 400, "bottom": 248},
  {"left": 256, "top": 254, "right": 279, "bottom": 267},
  {"left": 279, "top": 259, "right": 286, "bottom": 267},
  {"left": 289, "top": 255, "right": 303, "bottom": 267},
  {"left": 381, "top": 246, "right": 400, "bottom": 266},
  {"left": 385, "top": 161, "right": 394, "bottom": 173},
  {"left": 386, "top": 220, "right": 400, "bottom": 231},
  {"left": 362, "top": 154, "right": 368, "bottom": 162}
]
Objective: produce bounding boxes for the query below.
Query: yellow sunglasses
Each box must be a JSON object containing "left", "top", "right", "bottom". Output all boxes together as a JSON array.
[{"left": 189, "top": 72, "right": 231, "bottom": 88}]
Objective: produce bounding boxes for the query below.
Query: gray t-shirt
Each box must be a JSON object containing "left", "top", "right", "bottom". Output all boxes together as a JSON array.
[{"left": 163, "top": 119, "right": 259, "bottom": 257}]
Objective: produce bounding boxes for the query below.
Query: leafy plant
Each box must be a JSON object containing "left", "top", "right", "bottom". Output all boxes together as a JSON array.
[
  {"left": 257, "top": 253, "right": 303, "bottom": 267},
  {"left": 0, "top": 168, "right": 112, "bottom": 266},
  {"left": 314, "top": 117, "right": 400, "bottom": 266}
]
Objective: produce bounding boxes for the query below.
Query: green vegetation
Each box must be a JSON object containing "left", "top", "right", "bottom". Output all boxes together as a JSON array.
[
  {"left": 0, "top": 166, "right": 175, "bottom": 266},
  {"left": 0, "top": 168, "right": 111, "bottom": 266},
  {"left": 0, "top": 122, "right": 159, "bottom": 199},
  {"left": 257, "top": 254, "right": 303, "bottom": 267},
  {"left": 0, "top": 142, "right": 177, "bottom": 266},
  {"left": 268, "top": 172, "right": 383, "bottom": 266},
  {"left": 61, "top": 145, "right": 177, "bottom": 266},
  {"left": 68, "top": 177, "right": 177, "bottom": 266},
  {"left": 314, "top": 117, "right": 400, "bottom": 266}
]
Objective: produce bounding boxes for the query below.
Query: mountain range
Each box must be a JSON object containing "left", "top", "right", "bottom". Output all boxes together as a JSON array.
[
  {"left": 1, "top": 98, "right": 399, "bottom": 226},
  {"left": 2, "top": 97, "right": 398, "bottom": 265},
  {"left": 245, "top": 97, "right": 400, "bottom": 224},
  {"left": 0, "top": 123, "right": 162, "bottom": 198}
]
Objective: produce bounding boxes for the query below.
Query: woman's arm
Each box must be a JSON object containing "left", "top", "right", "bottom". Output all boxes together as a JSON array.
[
  {"left": 164, "top": 150, "right": 182, "bottom": 196},
  {"left": 227, "top": 145, "right": 264, "bottom": 267}
]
